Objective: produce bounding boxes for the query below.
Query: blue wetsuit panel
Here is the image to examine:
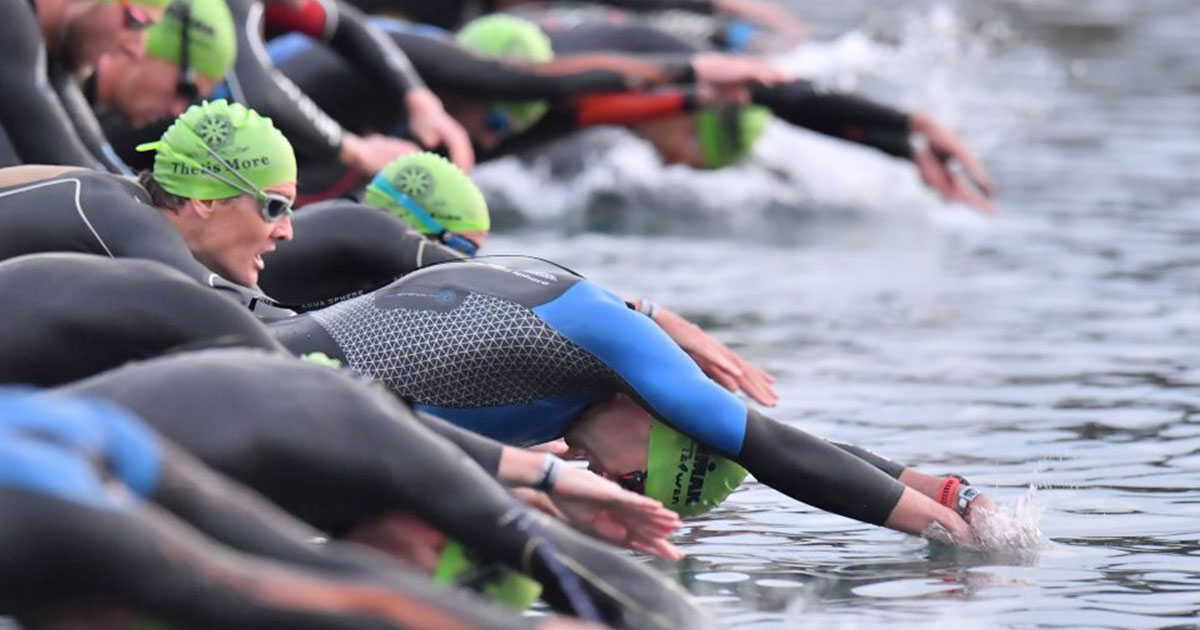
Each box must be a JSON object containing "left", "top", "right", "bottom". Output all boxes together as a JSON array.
[
  {"left": 0, "top": 440, "right": 114, "bottom": 508},
  {"left": 532, "top": 281, "right": 748, "bottom": 456},
  {"left": 418, "top": 393, "right": 604, "bottom": 447}
]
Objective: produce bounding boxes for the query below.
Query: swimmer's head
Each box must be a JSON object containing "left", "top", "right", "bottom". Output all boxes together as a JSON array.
[
  {"left": 640, "top": 420, "right": 747, "bottom": 517},
  {"left": 632, "top": 105, "right": 770, "bottom": 169},
  {"left": 456, "top": 15, "right": 554, "bottom": 136},
  {"left": 364, "top": 152, "right": 489, "bottom": 256},
  {"left": 57, "top": 0, "right": 170, "bottom": 70},
  {"left": 566, "top": 394, "right": 746, "bottom": 517},
  {"left": 137, "top": 101, "right": 296, "bottom": 288},
  {"left": 435, "top": 541, "right": 542, "bottom": 610},
  {"left": 97, "top": 0, "right": 236, "bottom": 126}
]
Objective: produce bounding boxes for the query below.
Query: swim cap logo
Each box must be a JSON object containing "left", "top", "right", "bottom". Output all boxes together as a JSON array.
[
  {"left": 195, "top": 114, "right": 234, "bottom": 149},
  {"left": 392, "top": 165, "right": 435, "bottom": 201}
]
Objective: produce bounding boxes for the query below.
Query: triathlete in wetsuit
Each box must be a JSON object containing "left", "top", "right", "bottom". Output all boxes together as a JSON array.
[
  {"left": 64, "top": 349, "right": 718, "bottom": 630},
  {"left": 0, "top": 0, "right": 167, "bottom": 171},
  {"left": 271, "top": 260, "right": 997, "bottom": 547},
  {"left": 0, "top": 391, "right": 541, "bottom": 630}
]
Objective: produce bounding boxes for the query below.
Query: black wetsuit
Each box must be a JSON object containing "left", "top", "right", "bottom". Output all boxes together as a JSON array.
[
  {"left": 0, "top": 253, "right": 283, "bottom": 386},
  {"left": 0, "top": 393, "right": 531, "bottom": 630},
  {"left": 64, "top": 349, "right": 718, "bottom": 630},
  {"left": 259, "top": 200, "right": 464, "bottom": 310},
  {"left": 544, "top": 21, "right": 917, "bottom": 159},
  {"left": 0, "top": 0, "right": 121, "bottom": 170},
  {"left": 274, "top": 262, "right": 911, "bottom": 526},
  {"left": 345, "top": 0, "right": 718, "bottom": 30}
]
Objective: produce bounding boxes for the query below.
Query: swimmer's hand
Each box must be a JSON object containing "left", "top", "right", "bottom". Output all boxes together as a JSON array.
[
  {"left": 651, "top": 306, "right": 779, "bottom": 407},
  {"left": 691, "top": 53, "right": 792, "bottom": 90},
  {"left": 714, "top": 0, "right": 809, "bottom": 43},
  {"left": 549, "top": 467, "right": 685, "bottom": 561},
  {"left": 405, "top": 89, "right": 476, "bottom": 172},
  {"left": 910, "top": 114, "right": 998, "bottom": 215},
  {"left": 340, "top": 133, "right": 420, "bottom": 175}
]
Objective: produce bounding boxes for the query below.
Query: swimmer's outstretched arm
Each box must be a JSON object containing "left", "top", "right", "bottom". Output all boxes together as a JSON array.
[{"left": 740, "top": 410, "right": 977, "bottom": 543}]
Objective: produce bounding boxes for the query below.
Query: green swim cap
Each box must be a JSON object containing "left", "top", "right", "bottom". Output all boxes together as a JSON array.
[
  {"left": 145, "top": 0, "right": 237, "bottom": 81},
  {"left": 136, "top": 100, "right": 296, "bottom": 201},
  {"left": 695, "top": 105, "right": 771, "bottom": 169},
  {"left": 644, "top": 420, "right": 748, "bottom": 518},
  {"left": 456, "top": 15, "right": 554, "bottom": 133},
  {"left": 434, "top": 541, "right": 542, "bottom": 610},
  {"left": 364, "top": 152, "right": 489, "bottom": 235}
]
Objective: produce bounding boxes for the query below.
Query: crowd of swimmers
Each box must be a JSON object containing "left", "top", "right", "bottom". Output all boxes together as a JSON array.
[{"left": 0, "top": 0, "right": 1005, "bottom": 628}]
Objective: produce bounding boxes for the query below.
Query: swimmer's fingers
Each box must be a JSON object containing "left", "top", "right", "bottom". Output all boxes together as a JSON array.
[
  {"left": 914, "top": 149, "right": 957, "bottom": 201},
  {"left": 436, "top": 113, "right": 477, "bottom": 172},
  {"left": 528, "top": 439, "right": 570, "bottom": 455},
  {"left": 734, "top": 358, "right": 779, "bottom": 406},
  {"left": 405, "top": 89, "right": 476, "bottom": 172},
  {"left": 948, "top": 175, "right": 999, "bottom": 215},
  {"left": 911, "top": 114, "right": 995, "bottom": 197}
]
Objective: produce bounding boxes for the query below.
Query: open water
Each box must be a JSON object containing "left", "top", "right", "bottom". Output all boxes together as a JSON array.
[{"left": 477, "top": 1, "right": 1200, "bottom": 628}]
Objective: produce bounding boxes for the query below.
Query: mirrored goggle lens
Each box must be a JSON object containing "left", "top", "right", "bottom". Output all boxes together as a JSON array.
[{"left": 260, "top": 195, "right": 293, "bottom": 222}]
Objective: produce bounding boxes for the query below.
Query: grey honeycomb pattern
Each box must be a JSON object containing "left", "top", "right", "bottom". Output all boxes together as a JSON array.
[{"left": 311, "top": 291, "right": 618, "bottom": 407}]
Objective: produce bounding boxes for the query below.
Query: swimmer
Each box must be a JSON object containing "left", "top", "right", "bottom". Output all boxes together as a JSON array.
[
  {"left": 272, "top": 259, "right": 1001, "bottom": 548},
  {"left": 0, "top": 0, "right": 169, "bottom": 171},
  {"left": 64, "top": 349, "right": 721, "bottom": 628},
  {"left": 0, "top": 390, "right": 565, "bottom": 630},
  {"left": 91, "top": 0, "right": 237, "bottom": 127}
]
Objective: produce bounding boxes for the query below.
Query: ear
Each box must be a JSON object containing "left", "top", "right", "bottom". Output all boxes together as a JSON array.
[{"left": 182, "top": 198, "right": 218, "bottom": 221}]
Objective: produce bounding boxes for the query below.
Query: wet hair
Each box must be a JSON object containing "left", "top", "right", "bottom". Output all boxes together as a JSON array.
[{"left": 138, "top": 170, "right": 188, "bottom": 211}]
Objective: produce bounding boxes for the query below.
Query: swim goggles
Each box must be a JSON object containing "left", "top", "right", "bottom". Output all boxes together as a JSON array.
[
  {"left": 174, "top": 124, "right": 295, "bottom": 223},
  {"left": 370, "top": 176, "right": 479, "bottom": 256}
]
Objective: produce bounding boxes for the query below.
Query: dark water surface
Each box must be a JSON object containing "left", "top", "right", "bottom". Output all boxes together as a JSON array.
[{"left": 479, "top": 0, "right": 1200, "bottom": 627}]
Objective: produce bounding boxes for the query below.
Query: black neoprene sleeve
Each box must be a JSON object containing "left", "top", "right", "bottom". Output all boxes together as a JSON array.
[
  {"left": 225, "top": 0, "right": 346, "bottom": 159},
  {"left": 750, "top": 80, "right": 915, "bottom": 159},
  {"left": 48, "top": 64, "right": 131, "bottom": 174},
  {"left": 831, "top": 442, "right": 907, "bottom": 479},
  {"left": 739, "top": 409, "right": 906, "bottom": 525},
  {"left": 0, "top": 0, "right": 104, "bottom": 169},
  {"left": 328, "top": 0, "right": 425, "bottom": 103},
  {"left": 412, "top": 410, "right": 503, "bottom": 478},
  {"left": 390, "top": 30, "right": 629, "bottom": 99}
]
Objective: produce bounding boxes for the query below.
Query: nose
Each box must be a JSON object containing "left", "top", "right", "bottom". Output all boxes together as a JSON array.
[{"left": 271, "top": 214, "right": 294, "bottom": 241}]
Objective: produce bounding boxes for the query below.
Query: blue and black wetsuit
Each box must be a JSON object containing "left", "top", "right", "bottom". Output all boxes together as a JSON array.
[
  {"left": 273, "top": 262, "right": 910, "bottom": 526},
  {"left": 0, "top": 392, "right": 530, "bottom": 630}
]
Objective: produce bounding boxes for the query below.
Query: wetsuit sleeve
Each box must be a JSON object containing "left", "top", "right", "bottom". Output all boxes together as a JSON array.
[
  {"left": 48, "top": 65, "right": 131, "bottom": 174},
  {"left": 267, "top": 0, "right": 425, "bottom": 103},
  {"left": 2, "top": 489, "right": 526, "bottom": 630},
  {"left": 575, "top": 90, "right": 694, "bottom": 127},
  {"left": 532, "top": 282, "right": 907, "bottom": 525},
  {"left": 832, "top": 442, "right": 907, "bottom": 479},
  {"left": 0, "top": 0, "right": 104, "bottom": 169},
  {"left": 750, "top": 80, "right": 914, "bottom": 159},
  {"left": 387, "top": 29, "right": 629, "bottom": 99},
  {"left": 413, "top": 410, "right": 503, "bottom": 477},
  {"left": 740, "top": 409, "right": 906, "bottom": 525},
  {"left": 225, "top": 0, "right": 346, "bottom": 159}
]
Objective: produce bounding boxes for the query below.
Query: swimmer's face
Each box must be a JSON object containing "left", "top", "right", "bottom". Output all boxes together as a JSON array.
[
  {"left": 98, "top": 54, "right": 218, "bottom": 127},
  {"left": 184, "top": 181, "right": 296, "bottom": 288},
  {"left": 630, "top": 115, "right": 706, "bottom": 168},
  {"left": 61, "top": 0, "right": 165, "bottom": 69},
  {"left": 565, "top": 394, "right": 652, "bottom": 481}
]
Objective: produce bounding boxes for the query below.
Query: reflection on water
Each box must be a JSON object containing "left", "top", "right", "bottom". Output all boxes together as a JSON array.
[{"left": 483, "top": 0, "right": 1199, "bottom": 627}]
